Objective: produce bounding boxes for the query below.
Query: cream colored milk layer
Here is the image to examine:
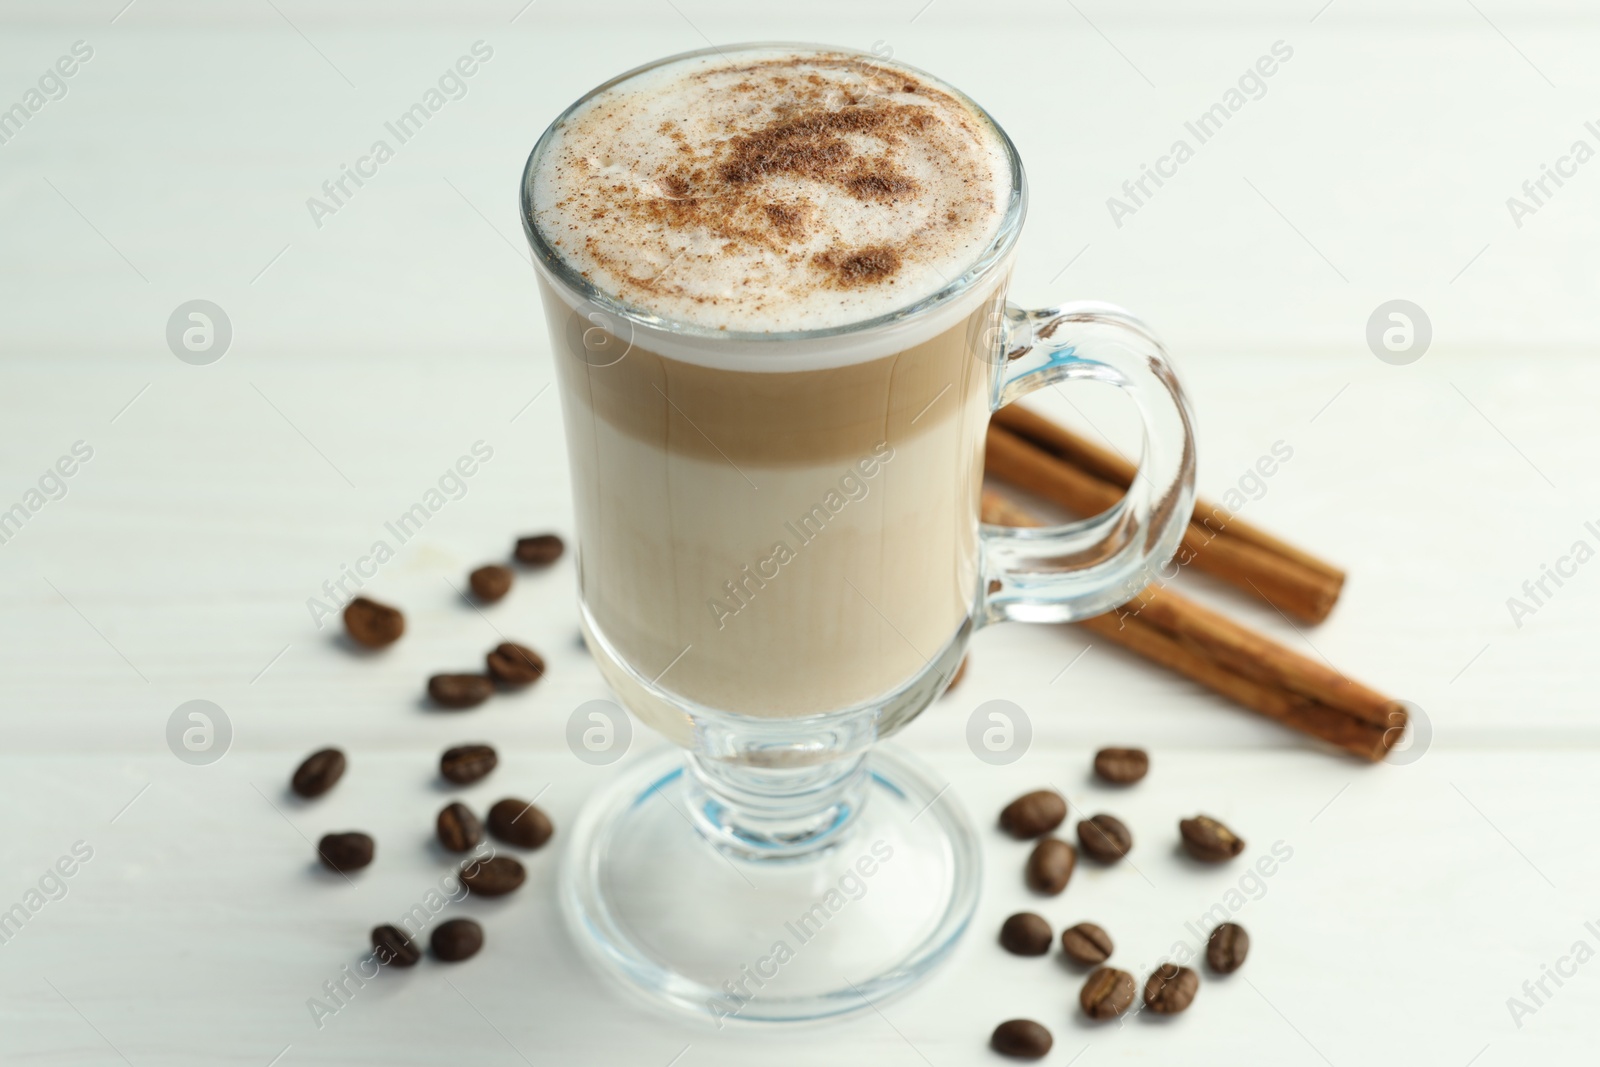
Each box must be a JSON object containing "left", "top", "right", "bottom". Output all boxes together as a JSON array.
[{"left": 531, "top": 48, "right": 1012, "bottom": 335}]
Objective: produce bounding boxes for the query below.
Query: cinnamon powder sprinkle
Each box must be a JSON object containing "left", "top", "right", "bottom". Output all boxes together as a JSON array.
[
  {"left": 532, "top": 50, "right": 1009, "bottom": 327},
  {"left": 814, "top": 245, "right": 903, "bottom": 287}
]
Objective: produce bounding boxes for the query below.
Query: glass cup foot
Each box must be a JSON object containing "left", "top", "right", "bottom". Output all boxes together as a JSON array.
[{"left": 560, "top": 745, "right": 981, "bottom": 1024}]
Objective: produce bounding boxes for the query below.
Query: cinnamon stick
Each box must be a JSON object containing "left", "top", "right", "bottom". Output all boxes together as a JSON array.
[
  {"left": 1075, "top": 611, "right": 1397, "bottom": 761},
  {"left": 980, "top": 490, "right": 1403, "bottom": 761},
  {"left": 1116, "top": 586, "right": 1394, "bottom": 729},
  {"left": 990, "top": 406, "right": 1346, "bottom": 621}
]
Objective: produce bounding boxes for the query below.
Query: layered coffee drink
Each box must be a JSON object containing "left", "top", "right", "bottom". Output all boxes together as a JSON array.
[{"left": 528, "top": 47, "right": 1016, "bottom": 727}]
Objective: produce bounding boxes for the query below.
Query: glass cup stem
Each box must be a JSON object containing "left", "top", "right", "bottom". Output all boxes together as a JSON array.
[{"left": 685, "top": 750, "right": 872, "bottom": 861}]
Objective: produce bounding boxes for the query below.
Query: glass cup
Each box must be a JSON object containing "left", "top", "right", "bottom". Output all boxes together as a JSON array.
[{"left": 521, "top": 44, "right": 1197, "bottom": 1023}]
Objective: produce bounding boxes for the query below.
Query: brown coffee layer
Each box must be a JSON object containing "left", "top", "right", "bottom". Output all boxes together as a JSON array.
[{"left": 541, "top": 281, "right": 1003, "bottom": 468}]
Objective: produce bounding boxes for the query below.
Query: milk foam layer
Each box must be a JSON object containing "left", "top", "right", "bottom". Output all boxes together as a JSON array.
[{"left": 531, "top": 47, "right": 1013, "bottom": 335}]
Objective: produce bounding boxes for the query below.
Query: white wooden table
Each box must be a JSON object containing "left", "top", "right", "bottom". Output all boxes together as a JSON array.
[{"left": 3, "top": 3, "right": 1598, "bottom": 1063}]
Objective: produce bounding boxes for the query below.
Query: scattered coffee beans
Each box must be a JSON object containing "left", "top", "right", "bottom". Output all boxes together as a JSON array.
[
  {"left": 431, "top": 918, "right": 483, "bottom": 962},
  {"left": 514, "top": 533, "right": 564, "bottom": 566},
  {"left": 1079, "top": 967, "right": 1136, "bottom": 1020},
  {"left": 1206, "top": 922, "right": 1250, "bottom": 974},
  {"left": 999, "top": 912, "right": 1053, "bottom": 956},
  {"left": 1025, "top": 837, "right": 1076, "bottom": 895},
  {"left": 999, "top": 790, "right": 1066, "bottom": 839},
  {"left": 1179, "top": 815, "right": 1245, "bottom": 863},
  {"left": 486, "top": 642, "right": 545, "bottom": 686},
  {"left": 462, "top": 856, "right": 526, "bottom": 897},
  {"left": 317, "top": 832, "right": 374, "bottom": 873},
  {"left": 1144, "top": 964, "right": 1199, "bottom": 1014},
  {"left": 1092, "top": 746, "right": 1148, "bottom": 785},
  {"left": 440, "top": 744, "right": 497, "bottom": 785},
  {"left": 343, "top": 597, "right": 405, "bottom": 649},
  {"left": 371, "top": 924, "right": 420, "bottom": 967},
  {"left": 428, "top": 673, "right": 493, "bottom": 709},
  {"left": 990, "top": 1019, "right": 1052, "bottom": 1059},
  {"left": 1060, "top": 922, "right": 1114, "bottom": 966},
  {"left": 487, "top": 798, "right": 553, "bottom": 849},
  {"left": 291, "top": 747, "right": 346, "bottom": 798},
  {"left": 436, "top": 802, "right": 483, "bottom": 852},
  {"left": 469, "top": 564, "right": 513, "bottom": 603},
  {"left": 1077, "top": 813, "right": 1133, "bottom": 863}
]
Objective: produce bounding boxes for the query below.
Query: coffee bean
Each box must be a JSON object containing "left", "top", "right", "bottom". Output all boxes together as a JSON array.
[
  {"left": 487, "top": 798, "right": 553, "bottom": 850},
  {"left": 998, "top": 912, "right": 1052, "bottom": 956},
  {"left": 1077, "top": 813, "right": 1132, "bottom": 863},
  {"left": 514, "top": 533, "right": 564, "bottom": 566},
  {"left": 440, "top": 744, "right": 497, "bottom": 785},
  {"left": 343, "top": 596, "right": 404, "bottom": 649},
  {"left": 462, "top": 855, "right": 525, "bottom": 897},
  {"left": 1206, "top": 922, "right": 1250, "bottom": 974},
  {"left": 431, "top": 918, "right": 483, "bottom": 962},
  {"left": 1093, "top": 746, "right": 1148, "bottom": 785},
  {"left": 999, "top": 790, "right": 1066, "bottom": 839},
  {"left": 428, "top": 673, "right": 493, "bottom": 709},
  {"left": 485, "top": 642, "right": 545, "bottom": 687},
  {"left": 1179, "top": 814, "right": 1245, "bottom": 863},
  {"left": 1060, "top": 922, "right": 1114, "bottom": 966},
  {"left": 1144, "top": 964, "right": 1199, "bottom": 1014},
  {"left": 1079, "top": 967, "right": 1136, "bottom": 1020},
  {"left": 317, "top": 832, "right": 374, "bottom": 873},
  {"left": 370, "top": 924, "right": 420, "bottom": 968},
  {"left": 990, "top": 1019, "right": 1052, "bottom": 1059},
  {"left": 436, "top": 802, "right": 482, "bottom": 852},
  {"left": 1024, "top": 837, "right": 1076, "bottom": 895},
  {"left": 469, "top": 564, "right": 513, "bottom": 603},
  {"left": 291, "top": 747, "right": 346, "bottom": 798}
]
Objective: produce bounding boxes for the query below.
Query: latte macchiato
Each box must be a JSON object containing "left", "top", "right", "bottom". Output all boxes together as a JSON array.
[
  {"left": 528, "top": 45, "right": 1198, "bottom": 1022},
  {"left": 528, "top": 47, "right": 1016, "bottom": 729}
]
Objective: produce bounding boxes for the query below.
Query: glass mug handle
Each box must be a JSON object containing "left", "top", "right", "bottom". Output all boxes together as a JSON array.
[{"left": 979, "top": 300, "right": 1198, "bottom": 624}]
